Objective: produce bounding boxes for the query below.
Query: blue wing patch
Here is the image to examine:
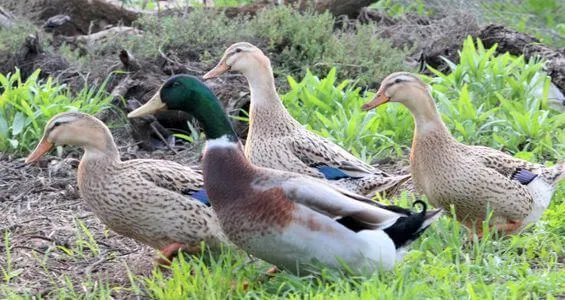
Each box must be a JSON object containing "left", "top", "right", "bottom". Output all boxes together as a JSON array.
[
  {"left": 511, "top": 169, "right": 538, "bottom": 185},
  {"left": 187, "top": 189, "right": 210, "bottom": 206},
  {"left": 315, "top": 165, "right": 352, "bottom": 180}
]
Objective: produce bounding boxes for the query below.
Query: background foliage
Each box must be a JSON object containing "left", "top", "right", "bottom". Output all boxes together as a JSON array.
[{"left": 0, "top": 69, "right": 112, "bottom": 155}]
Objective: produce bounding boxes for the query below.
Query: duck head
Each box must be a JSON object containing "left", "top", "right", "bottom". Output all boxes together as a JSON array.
[
  {"left": 203, "top": 42, "right": 271, "bottom": 79},
  {"left": 26, "top": 112, "right": 116, "bottom": 163},
  {"left": 362, "top": 72, "right": 431, "bottom": 110},
  {"left": 128, "top": 75, "right": 237, "bottom": 141},
  {"left": 362, "top": 72, "right": 443, "bottom": 128}
]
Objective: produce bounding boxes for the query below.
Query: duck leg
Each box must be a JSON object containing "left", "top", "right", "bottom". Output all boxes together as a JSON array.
[
  {"left": 469, "top": 220, "right": 523, "bottom": 239},
  {"left": 155, "top": 242, "right": 201, "bottom": 266},
  {"left": 490, "top": 220, "right": 523, "bottom": 236}
]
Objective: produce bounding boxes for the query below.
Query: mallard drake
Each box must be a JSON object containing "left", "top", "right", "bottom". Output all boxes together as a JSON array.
[
  {"left": 128, "top": 75, "right": 442, "bottom": 275},
  {"left": 202, "top": 42, "right": 410, "bottom": 197},
  {"left": 26, "top": 112, "right": 228, "bottom": 264},
  {"left": 362, "top": 72, "right": 565, "bottom": 236}
]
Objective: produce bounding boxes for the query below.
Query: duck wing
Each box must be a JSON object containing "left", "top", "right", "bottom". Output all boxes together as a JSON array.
[
  {"left": 254, "top": 170, "right": 410, "bottom": 230},
  {"left": 122, "top": 159, "right": 204, "bottom": 192},
  {"left": 288, "top": 134, "right": 384, "bottom": 179}
]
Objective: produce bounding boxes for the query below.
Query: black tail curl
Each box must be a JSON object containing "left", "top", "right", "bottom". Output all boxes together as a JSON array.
[
  {"left": 383, "top": 200, "right": 430, "bottom": 249},
  {"left": 412, "top": 200, "right": 427, "bottom": 213}
]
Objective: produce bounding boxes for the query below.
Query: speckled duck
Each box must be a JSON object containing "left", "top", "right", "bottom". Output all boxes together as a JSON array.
[
  {"left": 26, "top": 112, "right": 228, "bottom": 264},
  {"left": 202, "top": 42, "right": 410, "bottom": 197},
  {"left": 362, "top": 72, "right": 565, "bottom": 236}
]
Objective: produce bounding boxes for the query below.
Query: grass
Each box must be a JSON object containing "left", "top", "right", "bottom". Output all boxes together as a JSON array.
[
  {"left": 0, "top": 69, "right": 113, "bottom": 155},
  {"left": 2, "top": 192, "right": 562, "bottom": 298}
]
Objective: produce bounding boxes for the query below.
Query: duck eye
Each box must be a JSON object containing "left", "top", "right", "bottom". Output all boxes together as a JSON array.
[
  {"left": 394, "top": 78, "right": 404, "bottom": 84},
  {"left": 235, "top": 48, "right": 242, "bottom": 53},
  {"left": 52, "top": 121, "right": 62, "bottom": 128},
  {"left": 172, "top": 81, "right": 181, "bottom": 88}
]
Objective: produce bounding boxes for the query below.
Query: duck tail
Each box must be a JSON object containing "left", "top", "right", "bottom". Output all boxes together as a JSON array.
[{"left": 383, "top": 201, "right": 443, "bottom": 249}]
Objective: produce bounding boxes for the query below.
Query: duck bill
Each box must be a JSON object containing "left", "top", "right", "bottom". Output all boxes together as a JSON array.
[
  {"left": 25, "top": 138, "right": 53, "bottom": 164},
  {"left": 127, "top": 92, "right": 167, "bottom": 118},
  {"left": 203, "top": 61, "right": 230, "bottom": 80},
  {"left": 361, "top": 93, "right": 390, "bottom": 111}
]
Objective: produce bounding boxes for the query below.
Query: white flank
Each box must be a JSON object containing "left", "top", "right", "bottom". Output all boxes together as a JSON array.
[
  {"left": 522, "top": 177, "right": 554, "bottom": 226},
  {"left": 205, "top": 135, "right": 237, "bottom": 149},
  {"left": 355, "top": 230, "right": 396, "bottom": 271}
]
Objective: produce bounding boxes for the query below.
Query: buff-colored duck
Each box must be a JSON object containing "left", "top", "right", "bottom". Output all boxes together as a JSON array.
[
  {"left": 202, "top": 42, "right": 409, "bottom": 197},
  {"left": 362, "top": 72, "right": 565, "bottom": 236},
  {"left": 127, "top": 75, "right": 442, "bottom": 276},
  {"left": 26, "top": 112, "right": 228, "bottom": 264}
]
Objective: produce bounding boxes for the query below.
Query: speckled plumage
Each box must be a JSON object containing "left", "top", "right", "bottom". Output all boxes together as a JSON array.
[
  {"left": 204, "top": 42, "right": 410, "bottom": 196},
  {"left": 364, "top": 72, "right": 565, "bottom": 235},
  {"left": 26, "top": 112, "right": 228, "bottom": 256}
]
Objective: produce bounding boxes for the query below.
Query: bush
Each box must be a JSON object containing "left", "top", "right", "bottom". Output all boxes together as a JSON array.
[
  {"left": 425, "top": 37, "right": 564, "bottom": 162},
  {"left": 282, "top": 68, "right": 413, "bottom": 161},
  {"left": 0, "top": 69, "right": 112, "bottom": 155},
  {"left": 71, "top": 7, "right": 409, "bottom": 88},
  {"left": 0, "top": 20, "right": 36, "bottom": 55},
  {"left": 372, "top": 0, "right": 565, "bottom": 47}
]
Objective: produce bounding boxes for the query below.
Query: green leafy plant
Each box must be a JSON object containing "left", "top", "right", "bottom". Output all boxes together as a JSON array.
[
  {"left": 0, "top": 69, "right": 112, "bottom": 155},
  {"left": 282, "top": 68, "right": 413, "bottom": 161},
  {"left": 425, "top": 37, "right": 564, "bottom": 162}
]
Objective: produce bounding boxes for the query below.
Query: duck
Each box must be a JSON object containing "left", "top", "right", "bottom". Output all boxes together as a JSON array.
[
  {"left": 202, "top": 42, "right": 410, "bottom": 197},
  {"left": 25, "top": 112, "right": 228, "bottom": 264},
  {"left": 361, "top": 72, "right": 565, "bottom": 236},
  {"left": 127, "top": 74, "right": 442, "bottom": 276}
]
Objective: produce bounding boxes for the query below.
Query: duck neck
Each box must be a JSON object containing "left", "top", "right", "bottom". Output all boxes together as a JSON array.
[
  {"left": 182, "top": 89, "right": 239, "bottom": 141},
  {"left": 81, "top": 128, "right": 120, "bottom": 163},
  {"left": 244, "top": 59, "right": 286, "bottom": 113},
  {"left": 403, "top": 93, "right": 450, "bottom": 138}
]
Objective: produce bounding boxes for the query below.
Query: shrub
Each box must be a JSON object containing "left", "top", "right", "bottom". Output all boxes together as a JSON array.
[
  {"left": 282, "top": 68, "right": 413, "bottom": 162},
  {"left": 425, "top": 37, "right": 564, "bottom": 162},
  {"left": 372, "top": 0, "right": 565, "bottom": 47},
  {"left": 252, "top": 7, "right": 412, "bottom": 87},
  {"left": 68, "top": 7, "right": 409, "bottom": 88},
  {"left": 0, "top": 20, "right": 36, "bottom": 55},
  {"left": 0, "top": 69, "right": 113, "bottom": 155}
]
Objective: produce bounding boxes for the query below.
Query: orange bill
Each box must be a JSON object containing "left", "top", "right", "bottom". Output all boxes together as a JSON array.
[
  {"left": 203, "top": 61, "right": 230, "bottom": 80},
  {"left": 361, "top": 93, "right": 390, "bottom": 111},
  {"left": 25, "top": 138, "right": 53, "bottom": 163}
]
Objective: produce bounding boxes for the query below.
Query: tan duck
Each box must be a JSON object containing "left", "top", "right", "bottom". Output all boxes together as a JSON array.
[
  {"left": 25, "top": 112, "right": 228, "bottom": 264},
  {"left": 202, "top": 42, "right": 410, "bottom": 197},
  {"left": 362, "top": 72, "right": 565, "bottom": 236}
]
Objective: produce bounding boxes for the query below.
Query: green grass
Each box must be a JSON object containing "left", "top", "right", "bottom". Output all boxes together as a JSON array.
[
  {"left": 0, "top": 69, "right": 113, "bottom": 155},
  {"left": 3, "top": 192, "right": 562, "bottom": 298}
]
